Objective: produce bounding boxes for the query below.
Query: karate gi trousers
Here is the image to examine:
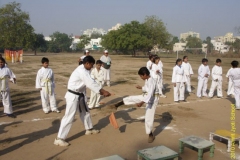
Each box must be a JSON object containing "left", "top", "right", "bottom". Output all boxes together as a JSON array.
[
  {"left": 1, "top": 89, "right": 13, "bottom": 114},
  {"left": 154, "top": 77, "right": 163, "bottom": 95},
  {"left": 88, "top": 90, "right": 101, "bottom": 108},
  {"left": 123, "top": 94, "right": 159, "bottom": 134},
  {"left": 208, "top": 80, "right": 223, "bottom": 97},
  {"left": 40, "top": 86, "right": 57, "bottom": 112},
  {"left": 185, "top": 75, "right": 192, "bottom": 93},
  {"left": 227, "top": 81, "right": 235, "bottom": 96},
  {"left": 58, "top": 91, "right": 93, "bottom": 139},
  {"left": 101, "top": 68, "right": 110, "bottom": 86},
  {"left": 197, "top": 78, "right": 208, "bottom": 97},
  {"left": 234, "top": 85, "right": 240, "bottom": 109},
  {"left": 173, "top": 82, "right": 185, "bottom": 101}
]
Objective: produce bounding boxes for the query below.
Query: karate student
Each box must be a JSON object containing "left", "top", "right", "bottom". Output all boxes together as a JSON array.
[
  {"left": 208, "top": 59, "right": 223, "bottom": 98},
  {"left": 172, "top": 59, "right": 186, "bottom": 102},
  {"left": 114, "top": 67, "right": 158, "bottom": 143},
  {"left": 197, "top": 58, "right": 210, "bottom": 98},
  {"left": 54, "top": 56, "right": 111, "bottom": 146},
  {"left": 228, "top": 60, "right": 240, "bottom": 110},
  {"left": 100, "top": 50, "right": 111, "bottom": 87},
  {"left": 146, "top": 54, "right": 154, "bottom": 75},
  {"left": 88, "top": 60, "right": 104, "bottom": 109},
  {"left": 151, "top": 56, "right": 166, "bottom": 98},
  {"left": 182, "top": 56, "right": 194, "bottom": 93},
  {"left": 226, "top": 67, "right": 234, "bottom": 96},
  {"left": 78, "top": 50, "right": 90, "bottom": 65},
  {"left": 0, "top": 57, "right": 16, "bottom": 118},
  {"left": 36, "top": 57, "right": 60, "bottom": 114}
]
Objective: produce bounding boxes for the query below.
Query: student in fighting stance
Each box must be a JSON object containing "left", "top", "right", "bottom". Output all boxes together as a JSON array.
[{"left": 54, "top": 56, "right": 111, "bottom": 147}]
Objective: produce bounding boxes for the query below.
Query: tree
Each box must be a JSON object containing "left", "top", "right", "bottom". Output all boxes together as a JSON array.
[
  {"left": 166, "top": 36, "right": 179, "bottom": 51},
  {"left": 77, "top": 35, "right": 91, "bottom": 50},
  {"left": 90, "top": 32, "right": 102, "bottom": 39},
  {"left": 48, "top": 32, "right": 72, "bottom": 52},
  {"left": 0, "top": 2, "right": 34, "bottom": 49},
  {"left": 102, "top": 21, "right": 152, "bottom": 56},
  {"left": 186, "top": 36, "right": 202, "bottom": 48},
  {"left": 203, "top": 36, "right": 213, "bottom": 53},
  {"left": 143, "top": 15, "right": 171, "bottom": 49},
  {"left": 233, "top": 38, "right": 240, "bottom": 53},
  {"left": 31, "top": 33, "right": 46, "bottom": 55}
]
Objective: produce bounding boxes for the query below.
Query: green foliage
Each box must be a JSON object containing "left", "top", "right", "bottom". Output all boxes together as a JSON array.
[
  {"left": 186, "top": 36, "right": 202, "bottom": 48},
  {"left": 48, "top": 32, "right": 72, "bottom": 52},
  {"left": 143, "top": 15, "right": 171, "bottom": 49},
  {"left": 31, "top": 33, "right": 46, "bottom": 54},
  {"left": 101, "top": 16, "right": 170, "bottom": 56},
  {"left": 102, "top": 21, "right": 152, "bottom": 56},
  {"left": 202, "top": 36, "right": 213, "bottom": 53},
  {"left": 166, "top": 36, "right": 179, "bottom": 50},
  {"left": 77, "top": 35, "right": 90, "bottom": 50},
  {"left": 0, "top": 2, "right": 35, "bottom": 49},
  {"left": 233, "top": 38, "right": 240, "bottom": 53},
  {"left": 90, "top": 33, "right": 102, "bottom": 39}
]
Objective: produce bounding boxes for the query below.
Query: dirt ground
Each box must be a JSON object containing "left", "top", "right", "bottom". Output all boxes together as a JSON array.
[{"left": 0, "top": 52, "right": 240, "bottom": 160}]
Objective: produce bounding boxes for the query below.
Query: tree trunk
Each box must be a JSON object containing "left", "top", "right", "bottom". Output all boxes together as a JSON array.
[
  {"left": 132, "top": 49, "right": 136, "bottom": 57},
  {"left": 34, "top": 50, "right": 37, "bottom": 55}
]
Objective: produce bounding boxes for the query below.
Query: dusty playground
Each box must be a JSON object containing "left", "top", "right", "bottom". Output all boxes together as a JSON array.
[{"left": 0, "top": 52, "right": 240, "bottom": 160}]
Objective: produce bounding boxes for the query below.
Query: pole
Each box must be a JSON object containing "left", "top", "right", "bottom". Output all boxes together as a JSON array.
[
  {"left": 205, "top": 49, "right": 207, "bottom": 58},
  {"left": 177, "top": 50, "right": 178, "bottom": 59},
  {"left": 11, "top": 53, "right": 14, "bottom": 63}
]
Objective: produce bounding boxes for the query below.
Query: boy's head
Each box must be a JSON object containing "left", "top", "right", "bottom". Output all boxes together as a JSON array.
[
  {"left": 183, "top": 56, "right": 188, "bottom": 62},
  {"left": 202, "top": 58, "right": 208, "bottom": 66},
  {"left": 231, "top": 60, "right": 239, "bottom": 68},
  {"left": 83, "top": 56, "right": 95, "bottom": 70},
  {"left": 216, "top": 59, "right": 222, "bottom": 66},
  {"left": 138, "top": 67, "right": 150, "bottom": 80},
  {"left": 41, "top": 57, "right": 49, "bottom": 68},
  {"left": 96, "top": 60, "right": 103, "bottom": 69},
  {"left": 153, "top": 56, "right": 160, "bottom": 64}
]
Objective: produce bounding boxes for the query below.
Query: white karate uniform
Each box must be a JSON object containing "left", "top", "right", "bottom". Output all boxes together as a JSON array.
[
  {"left": 146, "top": 60, "right": 153, "bottom": 75},
  {"left": 229, "top": 68, "right": 240, "bottom": 109},
  {"left": 0, "top": 66, "right": 16, "bottom": 114},
  {"left": 123, "top": 77, "right": 158, "bottom": 134},
  {"left": 226, "top": 68, "right": 235, "bottom": 96},
  {"left": 88, "top": 68, "right": 104, "bottom": 108},
  {"left": 100, "top": 55, "right": 111, "bottom": 86},
  {"left": 172, "top": 65, "right": 186, "bottom": 101},
  {"left": 182, "top": 62, "right": 194, "bottom": 92},
  {"left": 197, "top": 64, "right": 210, "bottom": 97},
  {"left": 80, "top": 55, "right": 86, "bottom": 61},
  {"left": 57, "top": 65, "right": 102, "bottom": 140},
  {"left": 208, "top": 65, "right": 223, "bottom": 97},
  {"left": 36, "top": 67, "right": 57, "bottom": 112},
  {"left": 151, "top": 63, "right": 163, "bottom": 95}
]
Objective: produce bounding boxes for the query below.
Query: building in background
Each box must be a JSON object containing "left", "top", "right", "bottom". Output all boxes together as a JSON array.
[
  {"left": 83, "top": 28, "right": 107, "bottom": 37},
  {"left": 108, "top": 23, "right": 121, "bottom": 32},
  {"left": 180, "top": 31, "right": 200, "bottom": 41},
  {"left": 211, "top": 40, "right": 230, "bottom": 54},
  {"left": 173, "top": 43, "right": 186, "bottom": 52},
  {"left": 214, "top": 32, "right": 240, "bottom": 43}
]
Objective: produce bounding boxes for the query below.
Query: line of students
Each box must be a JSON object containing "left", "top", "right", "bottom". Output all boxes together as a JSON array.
[{"left": 147, "top": 54, "right": 240, "bottom": 110}]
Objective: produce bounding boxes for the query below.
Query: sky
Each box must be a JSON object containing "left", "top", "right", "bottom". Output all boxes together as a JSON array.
[{"left": 1, "top": 0, "right": 240, "bottom": 39}]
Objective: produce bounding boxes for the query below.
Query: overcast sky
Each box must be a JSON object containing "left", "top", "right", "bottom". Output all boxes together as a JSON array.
[{"left": 1, "top": 0, "right": 240, "bottom": 39}]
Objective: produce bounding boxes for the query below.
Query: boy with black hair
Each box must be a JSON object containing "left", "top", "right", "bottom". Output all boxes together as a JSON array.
[
  {"left": 197, "top": 58, "right": 210, "bottom": 98},
  {"left": 114, "top": 67, "right": 158, "bottom": 143},
  {"left": 54, "top": 56, "right": 111, "bottom": 146},
  {"left": 182, "top": 56, "right": 194, "bottom": 93},
  {"left": 228, "top": 60, "right": 240, "bottom": 110},
  {"left": 208, "top": 59, "right": 223, "bottom": 98},
  {"left": 36, "top": 57, "right": 60, "bottom": 114},
  {"left": 88, "top": 60, "right": 104, "bottom": 109}
]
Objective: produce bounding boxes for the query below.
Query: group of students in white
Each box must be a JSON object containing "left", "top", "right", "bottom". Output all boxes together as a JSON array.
[{"left": 1, "top": 51, "right": 240, "bottom": 147}]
